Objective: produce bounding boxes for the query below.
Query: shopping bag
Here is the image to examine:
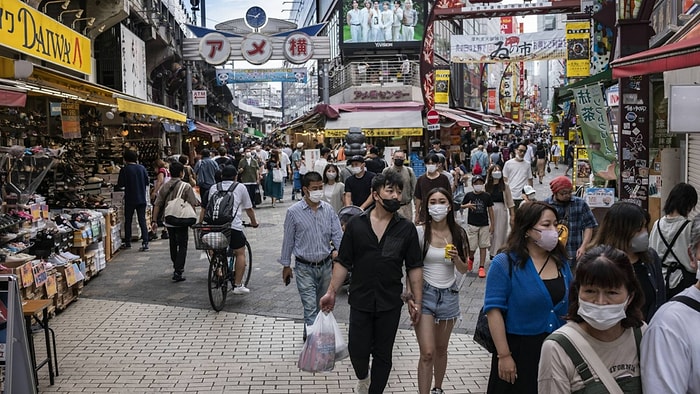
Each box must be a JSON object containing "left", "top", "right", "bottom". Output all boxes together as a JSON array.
[
  {"left": 333, "top": 316, "right": 349, "bottom": 361},
  {"left": 298, "top": 312, "right": 336, "bottom": 372}
]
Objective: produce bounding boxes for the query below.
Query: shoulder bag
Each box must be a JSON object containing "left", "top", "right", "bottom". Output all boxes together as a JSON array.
[
  {"left": 164, "top": 181, "right": 198, "bottom": 227},
  {"left": 272, "top": 163, "right": 284, "bottom": 183},
  {"left": 473, "top": 254, "right": 514, "bottom": 353}
]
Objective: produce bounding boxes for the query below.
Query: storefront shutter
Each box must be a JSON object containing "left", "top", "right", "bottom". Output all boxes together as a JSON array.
[{"left": 686, "top": 134, "right": 700, "bottom": 217}]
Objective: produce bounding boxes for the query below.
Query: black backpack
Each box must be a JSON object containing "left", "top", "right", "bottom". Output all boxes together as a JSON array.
[{"left": 204, "top": 182, "right": 239, "bottom": 225}]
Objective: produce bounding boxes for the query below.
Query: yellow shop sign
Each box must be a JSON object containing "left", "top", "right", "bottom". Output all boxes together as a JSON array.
[{"left": 0, "top": 0, "right": 92, "bottom": 75}]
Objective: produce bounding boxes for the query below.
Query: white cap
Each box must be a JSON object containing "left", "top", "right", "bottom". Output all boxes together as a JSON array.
[
  {"left": 296, "top": 142, "right": 304, "bottom": 148},
  {"left": 523, "top": 185, "right": 536, "bottom": 195}
]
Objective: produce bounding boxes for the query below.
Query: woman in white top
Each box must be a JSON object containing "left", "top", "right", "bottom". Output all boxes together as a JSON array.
[
  {"left": 649, "top": 182, "right": 698, "bottom": 298},
  {"left": 321, "top": 163, "right": 345, "bottom": 212},
  {"left": 485, "top": 164, "right": 515, "bottom": 259},
  {"left": 538, "top": 245, "right": 646, "bottom": 394},
  {"left": 406, "top": 187, "right": 470, "bottom": 394}
]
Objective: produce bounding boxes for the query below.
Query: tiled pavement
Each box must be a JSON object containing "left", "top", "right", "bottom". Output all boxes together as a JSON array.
[{"left": 34, "top": 167, "right": 565, "bottom": 393}]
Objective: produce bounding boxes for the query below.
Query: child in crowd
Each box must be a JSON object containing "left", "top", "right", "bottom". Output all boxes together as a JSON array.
[{"left": 461, "top": 175, "right": 495, "bottom": 278}]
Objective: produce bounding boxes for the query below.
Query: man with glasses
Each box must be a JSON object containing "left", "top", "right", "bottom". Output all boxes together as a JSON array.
[
  {"left": 544, "top": 176, "right": 597, "bottom": 266},
  {"left": 502, "top": 142, "right": 533, "bottom": 208}
]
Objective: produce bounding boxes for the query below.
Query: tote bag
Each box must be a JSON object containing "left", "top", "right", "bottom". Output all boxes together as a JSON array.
[{"left": 164, "top": 182, "right": 198, "bottom": 227}]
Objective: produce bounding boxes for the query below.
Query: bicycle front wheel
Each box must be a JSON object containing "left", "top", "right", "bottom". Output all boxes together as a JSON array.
[{"left": 208, "top": 251, "right": 228, "bottom": 311}]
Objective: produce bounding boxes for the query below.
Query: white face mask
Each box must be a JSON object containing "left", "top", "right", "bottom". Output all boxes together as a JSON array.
[
  {"left": 428, "top": 204, "right": 449, "bottom": 222},
  {"left": 473, "top": 184, "right": 485, "bottom": 193},
  {"left": 350, "top": 166, "right": 363, "bottom": 175},
  {"left": 308, "top": 190, "right": 324, "bottom": 203},
  {"left": 492, "top": 171, "right": 502, "bottom": 179},
  {"left": 326, "top": 172, "right": 337, "bottom": 180},
  {"left": 577, "top": 297, "right": 628, "bottom": 331},
  {"left": 426, "top": 164, "right": 437, "bottom": 173}
]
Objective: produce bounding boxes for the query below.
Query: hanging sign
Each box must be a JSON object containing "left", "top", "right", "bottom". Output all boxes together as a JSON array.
[
  {"left": 566, "top": 21, "right": 591, "bottom": 78},
  {"left": 215, "top": 68, "right": 308, "bottom": 85},
  {"left": 61, "top": 102, "right": 81, "bottom": 139},
  {"left": 451, "top": 31, "right": 565, "bottom": 63},
  {"left": 434, "top": 70, "right": 450, "bottom": 104},
  {"left": 192, "top": 90, "right": 207, "bottom": 106}
]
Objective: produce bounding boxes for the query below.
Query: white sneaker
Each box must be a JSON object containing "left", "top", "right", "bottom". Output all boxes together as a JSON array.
[
  {"left": 232, "top": 285, "right": 250, "bottom": 295},
  {"left": 356, "top": 376, "right": 370, "bottom": 394}
]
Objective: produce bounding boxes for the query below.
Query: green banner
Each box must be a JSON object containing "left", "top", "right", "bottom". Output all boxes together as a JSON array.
[{"left": 571, "top": 85, "right": 618, "bottom": 181}]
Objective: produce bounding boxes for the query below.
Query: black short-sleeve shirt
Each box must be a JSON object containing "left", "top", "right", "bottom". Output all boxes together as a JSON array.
[
  {"left": 344, "top": 171, "right": 376, "bottom": 207},
  {"left": 336, "top": 208, "right": 422, "bottom": 312}
]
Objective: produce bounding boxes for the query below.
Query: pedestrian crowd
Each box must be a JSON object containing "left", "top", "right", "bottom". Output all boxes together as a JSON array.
[{"left": 117, "top": 135, "right": 700, "bottom": 394}]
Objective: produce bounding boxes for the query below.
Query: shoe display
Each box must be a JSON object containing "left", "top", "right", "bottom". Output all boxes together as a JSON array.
[
  {"left": 478, "top": 267, "right": 486, "bottom": 278},
  {"left": 232, "top": 285, "right": 250, "bottom": 295},
  {"left": 356, "top": 377, "right": 370, "bottom": 394},
  {"left": 467, "top": 258, "right": 474, "bottom": 272}
]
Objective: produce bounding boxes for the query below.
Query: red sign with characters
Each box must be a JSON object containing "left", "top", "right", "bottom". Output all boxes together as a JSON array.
[
  {"left": 426, "top": 109, "right": 439, "bottom": 124},
  {"left": 500, "top": 17, "right": 513, "bottom": 34}
]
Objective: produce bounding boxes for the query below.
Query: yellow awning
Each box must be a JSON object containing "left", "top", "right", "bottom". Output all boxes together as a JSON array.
[{"left": 116, "top": 97, "right": 186, "bottom": 122}]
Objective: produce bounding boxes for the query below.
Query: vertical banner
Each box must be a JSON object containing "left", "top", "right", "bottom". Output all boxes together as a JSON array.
[
  {"left": 60, "top": 102, "right": 81, "bottom": 139},
  {"left": 571, "top": 84, "right": 618, "bottom": 182},
  {"left": 566, "top": 21, "right": 591, "bottom": 78},
  {"left": 434, "top": 69, "right": 450, "bottom": 104},
  {"left": 487, "top": 88, "right": 497, "bottom": 112},
  {"left": 500, "top": 17, "right": 514, "bottom": 34},
  {"left": 618, "top": 76, "right": 651, "bottom": 208}
]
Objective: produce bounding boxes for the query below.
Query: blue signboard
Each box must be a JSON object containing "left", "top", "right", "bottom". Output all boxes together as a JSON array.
[{"left": 215, "top": 68, "right": 308, "bottom": 85}]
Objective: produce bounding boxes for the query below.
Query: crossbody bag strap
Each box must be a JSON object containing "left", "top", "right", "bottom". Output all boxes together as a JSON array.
[
  {"left": 558, "top": 325, "right": 624, "bottom": 394},
  {"left": 658, "top": 220, "right": 690, "bottom": 264},
  {"left": 175, "top": 181, "right": 187, "bottom": 200},
  {"left": 547, "top": 333, "right": 595, "bottom": 383},
  {"left": 671, "top": 295, "right": 700, "bottom": 313}
]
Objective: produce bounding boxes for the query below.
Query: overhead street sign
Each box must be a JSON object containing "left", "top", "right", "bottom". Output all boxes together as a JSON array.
[{"left": 427, "top": 124, "right": 441, "bottom": 131}]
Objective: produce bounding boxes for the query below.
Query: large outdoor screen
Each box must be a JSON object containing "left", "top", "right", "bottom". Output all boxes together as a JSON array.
[{"left": 340, "top": 0, "right": 426, "bottom": 50}]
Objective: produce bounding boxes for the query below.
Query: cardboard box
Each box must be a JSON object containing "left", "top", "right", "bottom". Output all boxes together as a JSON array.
[{"left": 3, "top": 260, "right": 35, "bottom": 288}]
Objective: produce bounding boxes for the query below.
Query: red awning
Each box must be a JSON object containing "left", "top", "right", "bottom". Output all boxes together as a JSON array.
[
  {"left": 194, "top": 121, "right": 227, "bottom": 141},
  {"left": 611, "top": 35, "right": 700, "bottom": 78},
  {"left": 0, "top": 87, "right": 27, "bottom": 107}
]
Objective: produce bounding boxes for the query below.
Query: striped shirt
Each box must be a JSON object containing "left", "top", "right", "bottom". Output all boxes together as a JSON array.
[{"left": 279, "top": 199, "right": 343, "bottom": 267}]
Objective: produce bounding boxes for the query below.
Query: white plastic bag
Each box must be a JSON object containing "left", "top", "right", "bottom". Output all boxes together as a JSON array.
[
  {"left": 334, "top": 317, "right": 349, "bottom": 361},
  {"left": 298, "top": 312, "right": 336, "bottom": 372}
]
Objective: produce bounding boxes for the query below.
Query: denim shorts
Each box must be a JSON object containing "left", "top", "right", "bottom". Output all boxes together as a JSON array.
[{"left": 421, "top": 282, "right": 461, "bottom": 321}]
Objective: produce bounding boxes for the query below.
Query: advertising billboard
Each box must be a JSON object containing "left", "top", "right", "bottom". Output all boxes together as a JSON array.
[{"left": 341, "top": 0, "right": 425, "bottom": 50}]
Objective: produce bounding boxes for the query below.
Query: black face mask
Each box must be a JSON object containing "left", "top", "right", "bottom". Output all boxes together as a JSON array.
[
  {"left": 394, "top": 159, "right": 404, "bottom": 167},
  {"left": 381, "top": 198, "right": 401, "bottom": 213}
]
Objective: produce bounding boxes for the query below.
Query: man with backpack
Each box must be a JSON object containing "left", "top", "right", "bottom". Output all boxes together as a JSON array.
[
  {"left": 194, "top": 149, "right": 219, "bottom": 221},
  {"left": 205, "top": 165, "right": 259, "bottom": 294}
]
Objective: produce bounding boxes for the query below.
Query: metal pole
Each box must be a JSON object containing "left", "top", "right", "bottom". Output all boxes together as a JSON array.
[
  {"left": 186, "top": 62, "right": 194, "bottom": 118},
  {"left": 281, "top": 82, "right": 286, "bottom": 122},
  {"left": 200, "top": 0, "right": 206, "bottom": 27},
  {"left": 322, "top": 61, "right": 329, "bottom": 104}
]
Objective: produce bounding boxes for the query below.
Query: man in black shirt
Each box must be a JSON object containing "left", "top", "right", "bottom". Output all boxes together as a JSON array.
[
  {"left": 364, "top": 147, "right": 387, "bottom": 174},
  {"left": 344, "top": 155, "right": 376, "bottom": 210},
  {"left": 321, "top": 172, "right": 423, "bottom": 394}
]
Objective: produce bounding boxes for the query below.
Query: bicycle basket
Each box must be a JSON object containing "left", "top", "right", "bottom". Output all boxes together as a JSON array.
[{"left": 193, "top": 224, "right": 231, "bottom": 250}]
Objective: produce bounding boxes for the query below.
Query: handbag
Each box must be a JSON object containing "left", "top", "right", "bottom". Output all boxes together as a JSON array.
[
  {"left": 164, "top": 182, "right": 198, "bottom": 227},
  {"left": 272, "top": 167, "right": 284, "bottom": 183},
  {"left": 473, "top": 254, "right": 513, "bottom": 353}
]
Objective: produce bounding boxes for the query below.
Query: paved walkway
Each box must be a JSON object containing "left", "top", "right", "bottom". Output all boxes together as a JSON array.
[{"left": 33, "top": 165, "right": 567, "bottom": 392}]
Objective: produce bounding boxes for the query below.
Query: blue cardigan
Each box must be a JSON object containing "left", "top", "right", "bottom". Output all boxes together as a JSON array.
[{"left": 484, "top": 252, "right": 573, "bottom": 336}]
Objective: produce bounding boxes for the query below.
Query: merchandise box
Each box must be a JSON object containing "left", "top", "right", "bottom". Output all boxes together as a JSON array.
[{"left": 3, "top": 260, "right": 34, "bottom": 288}]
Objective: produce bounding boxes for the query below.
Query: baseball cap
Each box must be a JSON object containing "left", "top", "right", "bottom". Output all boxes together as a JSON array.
[
  {"left": 472, "top": 175, "right": 485, "bottom": 183},
  {"left": 296, "top": 142, "right": 304, "bottom": 148},
  {"left": 347, "top": 155, "right": 365, "bottom": 164},
  {"left": 523, "top": 185, "right": 536, "bottom": 195}
]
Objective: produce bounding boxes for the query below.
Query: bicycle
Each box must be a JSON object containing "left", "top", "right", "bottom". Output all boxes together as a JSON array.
[{"left": 192, "top": 223, "right": 253, "bottom": 311}]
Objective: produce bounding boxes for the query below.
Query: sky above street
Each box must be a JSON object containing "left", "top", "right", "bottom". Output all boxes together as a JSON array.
[{"left": 204, "top": 0, "right": 290, "bottom": 29}]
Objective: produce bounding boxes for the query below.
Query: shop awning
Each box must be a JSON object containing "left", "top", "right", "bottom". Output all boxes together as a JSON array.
[
  {"left": 116, "top": 97, "right": 186, "bottom": 123},
  {"left": 611, "top": 35, "right": 700, "bottom": 78},
  {"left": 436, "top": 106, "right": 495, "bottom": 127},
  {"left": 0, "top": 86, "right": 27, "bottom": 107},
  {"left": 324, "top": 110, "right": 423, "bottom": 138},
  {"left": 193, "top": 121, "right": 227, "bottom": 141}
]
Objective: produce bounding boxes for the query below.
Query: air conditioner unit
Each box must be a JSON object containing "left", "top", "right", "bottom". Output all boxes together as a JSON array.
[{"left": 141, "top": 25, "right": 156, "bottom": 41}]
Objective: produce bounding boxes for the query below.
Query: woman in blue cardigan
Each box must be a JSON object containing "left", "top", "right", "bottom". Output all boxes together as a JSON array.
[{"left": 484, "top": 201, "right": 574, "bottom": 394}]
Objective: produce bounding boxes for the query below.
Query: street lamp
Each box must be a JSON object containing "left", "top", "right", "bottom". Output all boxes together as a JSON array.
[
  {"left": 42, "top": 0, "right": 70, "bottom": 13},
  {"left": 58, "top": 9, "right": 83, "bottom": 22}
]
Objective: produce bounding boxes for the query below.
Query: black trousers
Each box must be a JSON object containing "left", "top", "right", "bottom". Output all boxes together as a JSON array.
[
  {"left": 124, "top": 203, "right": 149, "bottom": 246},
  {"left": 348, "top": 306, "right": 402, "bottom": 394},
  {"left": 166, "top": 226, "right": 189, "bottom": 273}
]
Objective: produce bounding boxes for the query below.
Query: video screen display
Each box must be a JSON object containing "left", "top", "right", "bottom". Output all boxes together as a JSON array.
[{"left": 340, "top": 0, "right": 425, "bottom": 48}]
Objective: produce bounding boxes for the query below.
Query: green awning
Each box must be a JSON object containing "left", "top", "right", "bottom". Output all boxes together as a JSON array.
[
  {"left": 552, "top": 69, "right": 615, "bottom": 112},
  {"left": 254, "top": 129, "right": 265, "bottom": 138}
]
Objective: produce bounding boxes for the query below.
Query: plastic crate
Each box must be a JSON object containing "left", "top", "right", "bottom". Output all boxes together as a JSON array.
[{"left": 192, "top": 224, "right": 231, "bottom": 250}]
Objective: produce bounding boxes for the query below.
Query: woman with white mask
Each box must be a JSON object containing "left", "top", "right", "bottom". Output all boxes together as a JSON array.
[
  {"left": 589, "top": 202, "right": 666, "bottom": 322},
  {"left": 405, "top": 187, "right": 470, "bottom": 394},
  {"left": 321, "top": 163, "right": 345, "bottom": 213},
  {"left": 539, "top": 245, "right": 646, "bottom": 394},
  {"left": 485, "top": 164, "right": 515, "bottom": 260}
]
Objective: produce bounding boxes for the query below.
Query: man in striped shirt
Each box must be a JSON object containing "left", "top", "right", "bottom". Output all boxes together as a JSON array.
[{"left": 280, "top": 171, "right": 344, "bottom": 341}]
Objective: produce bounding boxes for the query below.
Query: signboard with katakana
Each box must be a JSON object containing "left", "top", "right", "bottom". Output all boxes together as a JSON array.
[{"left": 451, "top": 31, "right": 566, "bottom": 63}]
